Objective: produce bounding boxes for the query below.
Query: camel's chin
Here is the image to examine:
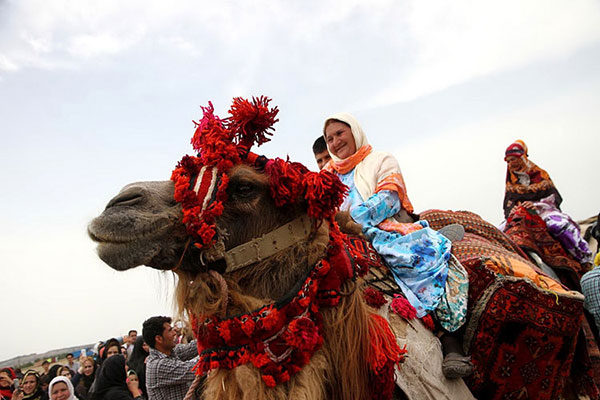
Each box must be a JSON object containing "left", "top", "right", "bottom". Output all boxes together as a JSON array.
[{"left": 96, "top": 241, "right": 168, "bottom": 271}]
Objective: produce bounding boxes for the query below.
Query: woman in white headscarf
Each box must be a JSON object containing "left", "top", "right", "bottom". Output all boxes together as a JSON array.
[
  {"left": 324, "top": 113, "right": 472, "bottom": 377},
  {"left": 48, "top": 376, "right": 77, "bottom": 400}
]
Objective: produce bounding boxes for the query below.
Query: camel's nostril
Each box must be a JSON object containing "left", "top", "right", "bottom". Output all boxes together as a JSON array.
[{"left": 106, "top": 191, "right": 144, "bottom": 209}]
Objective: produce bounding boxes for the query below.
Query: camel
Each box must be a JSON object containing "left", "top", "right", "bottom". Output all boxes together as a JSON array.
[
  {"left": 89, "top": 97, "right": 595, "bottom": 400},
  {"left": 89, "top": 172, "right": 475, "bottom": 400}
]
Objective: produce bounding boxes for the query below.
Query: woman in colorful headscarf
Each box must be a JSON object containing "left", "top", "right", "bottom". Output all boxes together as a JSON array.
[
  {"left": 20, "top": 371, "right": 44, "bottom": 400},
  {"left": 503, "top": 140, "right": 592, "bottom": 265},
  {"left": 323, "top": 113, "right": 471, "bottom": 377}
]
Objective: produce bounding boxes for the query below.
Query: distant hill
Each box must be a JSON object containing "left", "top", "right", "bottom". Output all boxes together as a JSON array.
[{"left": 0, "top": 343, "right": 96, "bottom": 368}]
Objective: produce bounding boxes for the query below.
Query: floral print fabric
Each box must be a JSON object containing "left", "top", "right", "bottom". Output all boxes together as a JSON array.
[
  {"left": 535, "top": 196, "right": 593, "bottom": 265},
  {"left": 338, "top": 170, "right": 452, "bottom": 318}
]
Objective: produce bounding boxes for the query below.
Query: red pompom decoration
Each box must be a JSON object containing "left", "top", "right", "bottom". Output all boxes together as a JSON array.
[
  {"left": 420, "top": 314, "right": 436, "bottom": 332},
  {"left": 265, "top": 158, "right": 306, "bottom": 207},
  {"left": 363, "top": 287, "right": 387, "bottom": 309},
  {"left": 228, "top": 96, "right": 279, "bottom": 149},
  {"left": 389, "top": 294, "right": 417, "bottom": 320},
  {"left": 285, "top": 317, "right": 320, "bottom": 351},
  {"left": 304, "top": 170, "right": 348, "bottom": 220}
]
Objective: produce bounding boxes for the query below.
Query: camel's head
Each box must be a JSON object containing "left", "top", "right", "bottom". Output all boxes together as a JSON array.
[
  {"left": 88, "top": 180, "right": 188, "bottom": 271},
  {"left": 89, "top": 97, "right": 347, "bottom": 276}
]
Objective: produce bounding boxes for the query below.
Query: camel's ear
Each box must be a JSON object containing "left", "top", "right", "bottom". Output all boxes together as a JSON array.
[{"left": 304, "top": 170, "right": 348, "bottom": 220}]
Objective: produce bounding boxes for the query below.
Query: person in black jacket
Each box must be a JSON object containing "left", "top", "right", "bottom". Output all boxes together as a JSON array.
[{"left": 91, "top": 356, "right": 142, "bottom": 400}]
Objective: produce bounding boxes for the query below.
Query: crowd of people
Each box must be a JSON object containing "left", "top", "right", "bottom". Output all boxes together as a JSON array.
[{"left": 1, "top": 318, "right": 198, "bottom": 400}]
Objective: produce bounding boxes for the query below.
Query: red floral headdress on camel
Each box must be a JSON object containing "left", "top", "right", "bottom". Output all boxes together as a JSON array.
[{"left": 171, "top": 96, "right": 347, "bottom": 249}]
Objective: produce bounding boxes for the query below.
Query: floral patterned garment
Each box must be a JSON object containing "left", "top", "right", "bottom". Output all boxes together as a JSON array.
[
  {"left": 339, "top": 170, "right": 451, "bottom": 318},
  {"left": 535, "top": 195, "right": 593, "bottom": 265}
]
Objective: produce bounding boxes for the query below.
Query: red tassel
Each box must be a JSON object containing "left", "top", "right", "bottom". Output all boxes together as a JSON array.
[
  {"left": 228, "top": 96, "right": 279, "bottom": 149},
  {"left": 363, "top": 287, "right": 387, "bottom": 309},
  {"left": 389, "top": 294, "right": 417, "bottom": 320},
  {"left": 265, "top": 158, "right": 306, "bottom": 207},
  {"left": 304, "top": 170, "right": 348, "bottom": 220},
  {"left": 368, "top": 314, "right": 406, "bottom": 400}
]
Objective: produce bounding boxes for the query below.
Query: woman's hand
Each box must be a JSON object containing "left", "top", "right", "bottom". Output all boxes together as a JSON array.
[
  {"left": 12, "top": 389, "right": 24, "bottom": 400},
  {"left": 126, "top": 378, "right": 142, "bottom": 398},
  {"left": 520, "top": 201, "right": 535, "bottom": 210},
  {"left": 335, "top": 211, "right": 364, "bottom": 237}
]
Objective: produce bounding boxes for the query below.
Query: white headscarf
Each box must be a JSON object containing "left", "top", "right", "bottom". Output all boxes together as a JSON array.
[
  {"left": 323, "top": 112, "right": 368, "bottom": 163},
  {"left": 48, "top": 376, "right": 77, "bottom": 400},
  {"left": 323, "top": 113, "right": 413, "bottom": 212}
]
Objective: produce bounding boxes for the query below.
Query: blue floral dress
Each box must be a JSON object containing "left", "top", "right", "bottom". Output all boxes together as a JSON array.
[{"left": 339, "top": 170, "right": 451, "bottom": 319}]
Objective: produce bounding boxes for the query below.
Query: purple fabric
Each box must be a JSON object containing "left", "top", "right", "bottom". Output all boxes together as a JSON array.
[{"left": 535, "top": 195, "right": 593, "bottom": 264}]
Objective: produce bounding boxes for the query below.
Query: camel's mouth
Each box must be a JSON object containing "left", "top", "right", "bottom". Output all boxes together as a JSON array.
[
  {"left": 88, "top": 216, "right": 183, "bottom": 271},
  {"left": 87, "top": 222, "right": 172, "bottom": 245}
]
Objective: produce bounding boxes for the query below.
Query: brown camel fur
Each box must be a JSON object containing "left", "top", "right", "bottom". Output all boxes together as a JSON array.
[{"left": 89, "top": 165, "right": 398, "bottom": 400}]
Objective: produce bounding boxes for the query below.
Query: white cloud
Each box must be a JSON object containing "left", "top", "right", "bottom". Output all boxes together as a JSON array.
[
  {"left": 368, "top": 0, "right": 600, "bottom": 106},
  {"left": 391, "top": 84, "right": 600, "bottom": 225}
]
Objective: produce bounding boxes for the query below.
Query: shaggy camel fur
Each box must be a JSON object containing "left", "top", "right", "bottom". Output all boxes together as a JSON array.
[{"left": 89, "top": 165, "right": 474, "bottom": 400}]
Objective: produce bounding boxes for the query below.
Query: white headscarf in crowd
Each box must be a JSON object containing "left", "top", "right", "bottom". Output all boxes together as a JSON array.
[{"left": 48, "top": 376, "right": 77, "bottom": 400}]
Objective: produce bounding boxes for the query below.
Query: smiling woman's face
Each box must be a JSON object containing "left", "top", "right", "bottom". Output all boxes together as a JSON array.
[
  {"left": 325, "top": 121, "right": 357, "bottom": 160},
  {"left": 23, "top": 375, "right": 37, "bottom": 395},
  {"left": 50, "top": 382, "right": 70, "bottom": 400},
  {"left": 82, "top": 361, "right": 94, "bottom": 376}
]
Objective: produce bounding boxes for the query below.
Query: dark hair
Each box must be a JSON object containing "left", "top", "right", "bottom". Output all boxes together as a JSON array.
[
  {"left": 100, "top": 338, "right": 121, "bottom": 360},
  {"left": 312, "top": 136, "right": 327, "bottom": 155},
  {"left": 66, "top": 353, "right": 73, "bottom": 358},
  {"left": 41, "top": 360, "right": 50, "bottom": 365},
  {"left": 142, "top": 316, "right": 171, "bottom": 348},
  {"left": 128, "top": 329, "right": 137, "bottom": 336},
  {"left": 47, "top": 365, "right": 60, "bottom": 380},
  {"left": 0, "top": 368, "right": 13, "bottom": 378}
]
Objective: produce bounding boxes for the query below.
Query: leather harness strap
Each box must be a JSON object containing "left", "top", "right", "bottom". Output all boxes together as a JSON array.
[{"left": 224, "top": 215, "right": 313, "bottom": 274}]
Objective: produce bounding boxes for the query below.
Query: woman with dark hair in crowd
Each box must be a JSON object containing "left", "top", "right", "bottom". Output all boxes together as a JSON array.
[
  {"left": 126, "top": 337, "right": 149, "bottom": 397},
  {"left": 91, "top": 356, "right": 142, "bottom": 400},
  {"left": 72, "top": 357, "right": 95, "bottom": 400},
  {"left": 46, "top": 367, "right": 60, "bottom": 384},
  {"left": 100, "top": 339, "right": 122, "bottom": 363},
  {"left": 55, "top": 368, "right": 72, "bottom": 381},
  {"left": 20, "top": 371, "right": 44, "bottom": 400},
  {"left": 48, "top": 377, "right": 76, "bottom": 400}
]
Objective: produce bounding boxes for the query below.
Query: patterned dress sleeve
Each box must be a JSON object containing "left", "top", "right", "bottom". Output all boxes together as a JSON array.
[{"left": 350, "top": 190, "right": 400, "bottom": 227}]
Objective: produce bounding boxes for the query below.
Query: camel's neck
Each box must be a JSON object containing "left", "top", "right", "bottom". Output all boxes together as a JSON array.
[
  {"left": 230, "top": 241, "right": 311, "bottom": 300},
  {"left": 228, "top": 219, "right": 330, "bottom": 301}
]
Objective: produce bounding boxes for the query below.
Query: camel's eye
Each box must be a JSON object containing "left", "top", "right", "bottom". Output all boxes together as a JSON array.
[{"left": 232, "top": 182, "right": 255, "bottom": 199}]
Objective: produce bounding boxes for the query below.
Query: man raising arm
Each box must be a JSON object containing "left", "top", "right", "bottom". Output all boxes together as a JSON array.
[{"left": 143, "top": 316, "right": 199, "bottom": 400}]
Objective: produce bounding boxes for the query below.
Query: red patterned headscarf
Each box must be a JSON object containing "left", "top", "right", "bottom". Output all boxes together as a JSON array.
[{"left": 503, "top": 139, "right": 562, "bottom": 218}]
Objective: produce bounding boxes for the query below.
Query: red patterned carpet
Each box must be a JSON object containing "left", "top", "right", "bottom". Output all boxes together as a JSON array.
[{"left": 422, "top": 209, "right": 599, "bottom": 400}]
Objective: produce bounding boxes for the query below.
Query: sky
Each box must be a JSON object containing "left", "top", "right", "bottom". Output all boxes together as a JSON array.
[{"left": 1, "top": 0, "right": 599, "bottom": 362}]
